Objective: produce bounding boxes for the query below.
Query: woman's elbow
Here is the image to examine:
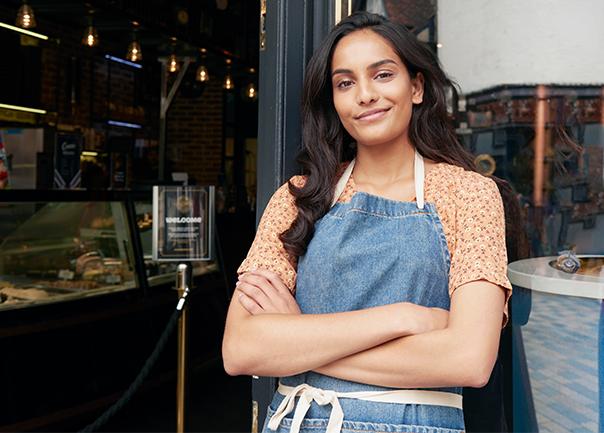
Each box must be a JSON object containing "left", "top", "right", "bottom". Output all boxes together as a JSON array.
[
  {"left": 463, "top": 352, "right": 497, "bottom": 388},
  {"left": 222, "top": 330, "right": 254, "bottom": 376}
]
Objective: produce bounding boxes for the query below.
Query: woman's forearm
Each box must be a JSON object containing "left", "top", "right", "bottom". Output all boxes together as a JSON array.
[
  {"left": 223, "top": 301, "right": 433, "bottom": 377},
  {"left": 314, "top": 328, "right": 485, "bottom": 388},
  {"left": 314, "top": 282, "right": 505, "bottom": 389}
]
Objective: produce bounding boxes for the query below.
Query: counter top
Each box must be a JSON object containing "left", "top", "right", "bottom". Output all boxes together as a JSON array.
[{"left": 508, "top": 256, "right": 604, "bottom": 299}]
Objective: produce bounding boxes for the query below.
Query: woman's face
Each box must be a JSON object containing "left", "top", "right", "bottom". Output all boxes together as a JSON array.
[{"left": 330, "top": 29, "right": 424, "bottom": 148}]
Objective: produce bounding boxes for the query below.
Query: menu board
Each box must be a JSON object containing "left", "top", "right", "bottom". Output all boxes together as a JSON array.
[{"left": 152, "top": 186, "right": 214, "bottom": 261}]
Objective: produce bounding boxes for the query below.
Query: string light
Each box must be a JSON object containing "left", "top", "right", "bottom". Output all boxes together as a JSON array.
[{"left": 16, "top": 1, "right": 36, "bottom": 29}]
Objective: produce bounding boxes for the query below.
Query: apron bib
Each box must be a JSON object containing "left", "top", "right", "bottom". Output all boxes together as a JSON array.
[{"left": 263, "top": 150, "right": 465, "bottom": 433}]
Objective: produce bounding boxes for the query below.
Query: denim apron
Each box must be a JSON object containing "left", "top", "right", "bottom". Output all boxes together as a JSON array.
[{"left": 263, "top": 150, "right": 465, "bottom": 433}]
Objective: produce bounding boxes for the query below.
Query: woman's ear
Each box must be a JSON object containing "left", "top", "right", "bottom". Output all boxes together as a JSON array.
[{"left": 411, "top": 72, "right": 425, "bottom": 104}]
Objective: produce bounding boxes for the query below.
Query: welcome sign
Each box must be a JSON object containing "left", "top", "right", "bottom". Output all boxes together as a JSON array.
[{"left": 152, "top": 186, "right": 215, "bottom": 261}]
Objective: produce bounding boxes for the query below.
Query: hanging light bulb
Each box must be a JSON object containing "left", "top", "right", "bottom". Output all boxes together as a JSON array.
[
  {"left": 223, "top": 57, "right": 234, "bottom": 90},
  {"left": 126, "top": 24, "right": 142, "bottom": 62},
  {"left": 16, "top": 1, "right": 36, "bottom": 29},
  {"left": 168, "top": 53, "right": 179, "bottom": 73},
  {"left": 196, "top": 48, "right": 209, "bottom": 82},
  {"left": 83, "top": 25, "right": 99, "bottom": 47},
  {"left": 127, "top": 40, "right": 142, "bottom": 62},
  {"left": 196, "top": 65, "right": 209, "bottom": 82},
  {"left": 82, "top": 14, "right": 99, "bottom": 47},
  {"left": 246, "top": 82, "right": 257, "bottom": 100},
  {"left": 223, "top": 74, "right": 234, "bottom": 90}
]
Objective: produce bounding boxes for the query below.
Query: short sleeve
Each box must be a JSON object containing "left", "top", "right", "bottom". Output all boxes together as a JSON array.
[
  {"left": 449, "top": 174, "right": 513, "bottom": 326},
  {"left": 236, "top": 176, "right": 305, "bottom": 292}
]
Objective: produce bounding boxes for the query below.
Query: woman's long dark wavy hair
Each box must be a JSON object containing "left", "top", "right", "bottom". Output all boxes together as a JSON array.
[{"left": 280, "top": 11, "right": 526, "bottom": 261}]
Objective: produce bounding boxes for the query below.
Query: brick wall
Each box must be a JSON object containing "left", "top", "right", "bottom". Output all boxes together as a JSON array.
[{"left": 167, "top": 74, "right": 223, "bottom": 186}]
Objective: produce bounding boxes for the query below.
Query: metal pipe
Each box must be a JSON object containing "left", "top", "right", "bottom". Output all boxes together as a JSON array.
[
  {"left": 533, "top": 85, "right": 547, "bottom": 207},
  {"left": 158, "top": 58, "right": 192, "bottom": 181},
  {"left": 176, "top": 263, "right": 190, "bottom": 433}
]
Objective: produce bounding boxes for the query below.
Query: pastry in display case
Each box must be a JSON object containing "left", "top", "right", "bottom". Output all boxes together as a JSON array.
[{"left": 0, "top": 201, "right": 137, "bottom": 310}]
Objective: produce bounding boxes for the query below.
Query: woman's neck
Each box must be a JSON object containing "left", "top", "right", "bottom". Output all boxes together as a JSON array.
[{"left": 353, "top": 140, "right": 416, "bottom": 185}]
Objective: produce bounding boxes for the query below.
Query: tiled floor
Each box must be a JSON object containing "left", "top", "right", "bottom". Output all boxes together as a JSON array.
[{"left": 521, "top": 291, "right": 600, "bottom": 432}]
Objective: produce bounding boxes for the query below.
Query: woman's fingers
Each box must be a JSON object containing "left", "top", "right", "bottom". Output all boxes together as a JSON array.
[
  {"left": 247, "top": 269, "right": 301, "bottom": 314},
  {"left": 236, "top": 278, "right": 273, "bottom": 310},
  {"left": 249, "top": 269, "right": 291, "bottom": 295},
  {"left": 237, "top": 291, "right": 263, "bottom": 315},
  {"left": 236, "top": 270, "right": 301, "bottom": 314}
]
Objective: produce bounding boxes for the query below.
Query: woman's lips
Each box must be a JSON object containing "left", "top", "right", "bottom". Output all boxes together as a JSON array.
[{"left": 355, "top": 107, "right": 391, "bottom": 122}]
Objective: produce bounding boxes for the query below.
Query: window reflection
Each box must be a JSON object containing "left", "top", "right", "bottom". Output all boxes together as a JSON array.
[{"left": 463, "top": 84, "right": 604, "bottom": 257}]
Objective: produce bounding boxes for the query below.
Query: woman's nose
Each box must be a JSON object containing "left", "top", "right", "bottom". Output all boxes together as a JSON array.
[{"left": 356, "top": 80, "right": 378, "bottom": 105}]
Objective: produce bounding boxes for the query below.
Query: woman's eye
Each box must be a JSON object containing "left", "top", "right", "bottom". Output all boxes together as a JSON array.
[
  {"left": 376, "top": 71, "right": 393, "bottom": 80},
  {"left": 338, "top": 81, "right": 353, "bottom": 88},
  {"left": 337, "top": 80, "right": 353, "bottom": 89}
]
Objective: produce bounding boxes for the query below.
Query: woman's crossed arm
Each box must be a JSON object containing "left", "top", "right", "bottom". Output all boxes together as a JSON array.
[
  {"left": 222, "top": 269, "right": 504, "bottom": 388},
  {"left": 222, "top": 269, "right": 447, "bottom": 378}
]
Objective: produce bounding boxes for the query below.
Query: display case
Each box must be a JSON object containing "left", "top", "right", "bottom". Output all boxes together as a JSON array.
[
  {"left": 0, "top": 200, "right": 137, "bottom": 310},
  {"left": 0, "top": 190, "right": 218, "bottom": 310}
]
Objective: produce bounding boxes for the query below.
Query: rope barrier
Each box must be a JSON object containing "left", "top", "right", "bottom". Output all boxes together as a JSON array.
[{"left": 79, "top": 297, "right": 185, "bottom": 433}]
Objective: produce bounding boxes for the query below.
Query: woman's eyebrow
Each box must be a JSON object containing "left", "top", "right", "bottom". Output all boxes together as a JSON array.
[{"left": 331, "top": 58, "right": 397, "bottom": 77}]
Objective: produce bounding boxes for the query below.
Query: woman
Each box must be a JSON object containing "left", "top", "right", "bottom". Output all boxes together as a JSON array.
[{"left": 222, "top": 11, "right": 511, "bottom": 433}]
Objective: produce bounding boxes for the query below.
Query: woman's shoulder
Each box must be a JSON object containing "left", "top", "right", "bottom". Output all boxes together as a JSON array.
[{"left": 433, "top": 162, "right": 498, "bottom": 195}]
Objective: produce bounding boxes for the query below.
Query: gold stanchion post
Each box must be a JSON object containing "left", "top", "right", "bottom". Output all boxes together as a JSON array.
[{"left": 176, "top": 263, "right": 190, "bottom": 433}]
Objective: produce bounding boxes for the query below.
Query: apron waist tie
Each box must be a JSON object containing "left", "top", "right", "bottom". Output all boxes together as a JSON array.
[{"left": 267, "top": 382, "right": 463, "bottom": 433}]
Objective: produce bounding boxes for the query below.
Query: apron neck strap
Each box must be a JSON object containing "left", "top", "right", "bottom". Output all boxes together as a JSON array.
[
  {"left": 414, "top": 149, "right": 425, "bottom": 210},
  {"left": 331, "top": 148, "right": 425, "bottom": 209}
]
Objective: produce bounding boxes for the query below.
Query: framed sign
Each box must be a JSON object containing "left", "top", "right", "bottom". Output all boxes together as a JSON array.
[
  {"left": 54, "top": 133, "right": 82, "bottom": 189},
  {"left": 152, "top": 186, "right": 215, "bottom": 261}
]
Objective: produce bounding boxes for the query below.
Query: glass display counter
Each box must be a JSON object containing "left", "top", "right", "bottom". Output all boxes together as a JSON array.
[
  {"left": 0, "top": 190, "right": 218, "bottom": 311},
  {"left": 0, "top": 200, "right": 137, "bottom": 310}
]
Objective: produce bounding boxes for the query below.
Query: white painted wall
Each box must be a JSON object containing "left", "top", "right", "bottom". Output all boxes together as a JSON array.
[{"left": 437, "top": 0, "right": 604, "bottom": 93}]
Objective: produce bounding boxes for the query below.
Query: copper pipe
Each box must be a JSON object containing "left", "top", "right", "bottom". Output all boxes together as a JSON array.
[
  {"left": 533, "top": 85, "right": 547, "bottom": 207},
  {"left": 601, "top": 86, "right": 604, "bottom": 125}
]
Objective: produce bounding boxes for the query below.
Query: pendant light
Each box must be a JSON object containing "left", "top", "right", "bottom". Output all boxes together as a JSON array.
[
  {"left": 223, "top": 58, "right": 234, "bottom": 90},
  {"left": 16, "top": 0, "right": 36, "bottom": 29},
  {"left": 168, "top": 54, "right": 179, "bottom": 73},
  {"left": 127, "top": 40, "right": 142, "bottom": 62},
  {"left": 196, "top": 65, "right": 209, "bottom": 82},
  {"left": 126, "top": 23, "right": 142, "bottom": 62},
  {"left": 168, "top": 37, "right": 179, "bottom": 73},
  {"left": 223, "top": 74, "right": 234, "bottom": 90},
  {"left": 245, "top": 82, "right": 257, "bottom": 100},
  {"left": 82, "top": 13, "right": 99, "bottom": 47},
  {"left": 195, "top": 48, "right": 209, "bottom": 82},
  {"left": 245, "top": 68, "right": 257, "bottom": 100}
]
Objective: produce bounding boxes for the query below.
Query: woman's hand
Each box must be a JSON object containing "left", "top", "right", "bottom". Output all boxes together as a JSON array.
[{"left": 236, "top": 269, "right": 301, "bottom": 315}]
